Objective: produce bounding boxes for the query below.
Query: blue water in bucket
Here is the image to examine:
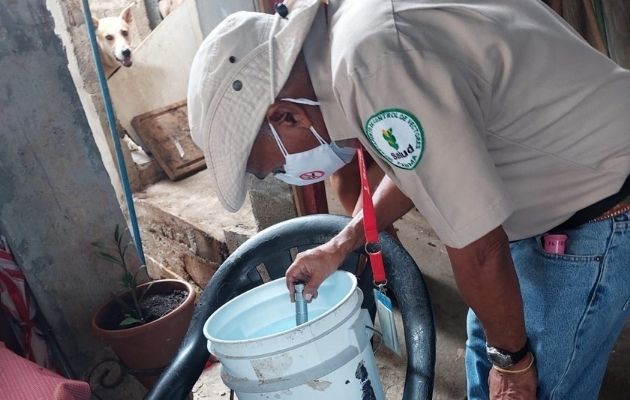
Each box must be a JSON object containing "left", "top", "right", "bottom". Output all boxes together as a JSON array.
[{"left": 205, "top": 271, "right": 356, "bottom": 343}]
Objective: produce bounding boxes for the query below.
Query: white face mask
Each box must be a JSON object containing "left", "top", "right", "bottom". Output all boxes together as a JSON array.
[{"left": 269, "top": 98, "right": 348, "bottom": 186}]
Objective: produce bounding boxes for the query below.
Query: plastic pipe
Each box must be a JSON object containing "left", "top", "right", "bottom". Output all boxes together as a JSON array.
[{"left": 80, "top": 0, "right": 146, "bottom": 264}]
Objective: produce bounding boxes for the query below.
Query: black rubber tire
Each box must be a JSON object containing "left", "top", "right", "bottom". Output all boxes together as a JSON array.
[{"left": 145, "top": 214, "right": 435, "bottom": 400}]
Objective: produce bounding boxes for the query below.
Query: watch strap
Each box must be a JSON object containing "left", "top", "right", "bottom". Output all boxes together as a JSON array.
[{"left": 486, "top": 338, "right": 530, "bottom": 367}]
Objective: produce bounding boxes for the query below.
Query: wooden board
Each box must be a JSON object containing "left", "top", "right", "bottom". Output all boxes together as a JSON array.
[{"left": 131, "top": 100, "right": 206, "bottom": 180}]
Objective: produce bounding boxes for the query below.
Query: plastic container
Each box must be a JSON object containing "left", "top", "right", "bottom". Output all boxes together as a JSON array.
[
  {"left": 543, "top": 233, "right": 568, "bottom": 254},
  {"left": 203, "top": 271, "right": 384, "bottom": 399}
]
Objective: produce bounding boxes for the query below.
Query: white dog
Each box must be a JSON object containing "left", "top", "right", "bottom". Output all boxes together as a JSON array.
[
  {"left": 92, "top": 4, "right": 134, "bottom": 78},
  {"left": 92, "top": 4, "right": 145, "bottom": 153}
]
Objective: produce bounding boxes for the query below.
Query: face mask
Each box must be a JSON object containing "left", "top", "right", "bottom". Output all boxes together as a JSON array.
[
  {"left": 268, "top": 98, "right": 348, "bottom": 185},
  {"left": 281, "top": 99, "right": 357, "bottom": 163},
  {"left": 269, "top": 122, "right": 348, "bottom": 185}
]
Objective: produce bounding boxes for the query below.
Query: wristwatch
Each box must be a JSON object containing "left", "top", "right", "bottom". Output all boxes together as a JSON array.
[{"left": 486, "top": 339, "right": 530, "bottom": 369}]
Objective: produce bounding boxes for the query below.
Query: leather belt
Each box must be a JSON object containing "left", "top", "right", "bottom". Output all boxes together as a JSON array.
[
  {"left": 588, "top": 198, "right": 630, "bottom": 223},
  {"left": 552, "top": 177, "right": 630, "bottom": 231}
]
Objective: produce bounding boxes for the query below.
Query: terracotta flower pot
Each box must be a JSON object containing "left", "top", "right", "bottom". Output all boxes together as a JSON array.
[{"left": 92, "top": 279, "right": 196, "bottom": 388}]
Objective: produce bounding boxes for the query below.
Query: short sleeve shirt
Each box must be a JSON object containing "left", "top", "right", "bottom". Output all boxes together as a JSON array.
[{"left": 304, "top": 0, "right": 630, "bottom": 248}]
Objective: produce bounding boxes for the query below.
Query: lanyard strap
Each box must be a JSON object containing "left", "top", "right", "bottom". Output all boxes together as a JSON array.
[{"left": 357, "top": 147, "right": 387, "bottom": 287}]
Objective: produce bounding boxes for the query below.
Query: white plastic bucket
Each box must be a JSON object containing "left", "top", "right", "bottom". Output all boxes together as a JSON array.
[{"left": 203, "top": 271, "right": 385, "bottom": 400}]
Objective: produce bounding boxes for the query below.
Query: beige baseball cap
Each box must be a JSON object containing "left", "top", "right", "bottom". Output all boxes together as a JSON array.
[{"left": 187, "top": 0, "right": 324, "bottom": 212}]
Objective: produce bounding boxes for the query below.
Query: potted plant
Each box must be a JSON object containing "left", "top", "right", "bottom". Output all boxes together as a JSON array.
[{"left": 91, "top": 225, "right": 196, "bottom": 388}]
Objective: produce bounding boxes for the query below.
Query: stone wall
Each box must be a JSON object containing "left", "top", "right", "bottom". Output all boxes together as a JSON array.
[{"left": 0, "top": 0, "right": 146, "bottom": 397}]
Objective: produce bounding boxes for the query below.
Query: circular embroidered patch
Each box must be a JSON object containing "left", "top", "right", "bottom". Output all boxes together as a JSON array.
[{"left": 364, "top": 108, "right": 425, "bottom": 170}]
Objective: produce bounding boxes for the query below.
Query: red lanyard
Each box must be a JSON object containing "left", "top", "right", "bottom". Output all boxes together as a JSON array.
[{"left": 357, "top": 147, "right": 387, "bottom": 287}]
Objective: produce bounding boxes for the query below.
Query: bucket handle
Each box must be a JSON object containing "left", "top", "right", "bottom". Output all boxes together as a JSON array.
[
  {"left": 360, "top": 307, "right": 384, "bottom": 353},
  {"left": 365, "top": 325, "right": 384, "bottom": 353}
]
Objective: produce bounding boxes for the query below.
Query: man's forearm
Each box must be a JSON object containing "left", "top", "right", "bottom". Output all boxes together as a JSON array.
[
  {"left": 332, "top": 175, "right": 414, "bottom": 254},
  {"left": 447, "top": 226, "right": 527, "bottom": 352}
]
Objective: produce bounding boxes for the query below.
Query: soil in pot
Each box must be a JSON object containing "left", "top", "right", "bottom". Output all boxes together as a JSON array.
[{"left": 101, "top": 289, "right": 188, "bottom": 330}]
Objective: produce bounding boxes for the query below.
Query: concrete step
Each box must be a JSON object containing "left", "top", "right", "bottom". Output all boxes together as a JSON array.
[{"left": 134, "top": 169, "right": 258, "bottom": 290}]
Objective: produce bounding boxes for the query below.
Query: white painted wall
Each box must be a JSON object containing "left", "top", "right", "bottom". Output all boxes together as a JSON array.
[{"left": 107, "top": 0, "right": 203, "bottom": 146}]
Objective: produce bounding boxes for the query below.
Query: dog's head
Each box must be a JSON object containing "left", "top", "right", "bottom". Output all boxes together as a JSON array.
[{"left": 93, "top": 4, "right": 134, "bottom": 68}]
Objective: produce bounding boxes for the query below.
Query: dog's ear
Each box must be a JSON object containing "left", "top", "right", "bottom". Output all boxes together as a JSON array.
[
  {"left": 120, "top": 3, "right": 134, "bottom": 24},
  {"left": 92, "top": 16, "right": 99, "bottom": 29}
]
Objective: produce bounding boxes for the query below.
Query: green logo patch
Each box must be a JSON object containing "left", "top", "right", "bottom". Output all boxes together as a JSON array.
[
  {"left": 382, "top": 128, "right": 399, "bottom": 150},
  {"left": 364, "top": 108, "right": 424, "bottom": 170}
]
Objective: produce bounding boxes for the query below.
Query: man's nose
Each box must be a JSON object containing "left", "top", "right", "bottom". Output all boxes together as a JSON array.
[{"left": 122, "top": 49, "right": 131, "bottom": 58}]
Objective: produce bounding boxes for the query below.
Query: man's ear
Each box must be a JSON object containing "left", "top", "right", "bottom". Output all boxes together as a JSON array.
[
  {"left": 120, "top": 3, "right": 134, "bottom": 23},
  {"left": 266, "top": 101, "right": 312, "bottom": 129},
  {"left": 92, "top": 16, "right": 99, "bottom": 29}
]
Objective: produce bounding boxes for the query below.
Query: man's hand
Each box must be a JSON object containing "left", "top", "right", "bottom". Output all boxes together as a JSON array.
[
  {"left": 285, "top": 174, "right": 414, "bottom": 301},
  {"left": 489, "top": 353, "right": 537, "bottom": 399},
  {"left": 285, "top": 241, "right": 350, "bottom": 302}
]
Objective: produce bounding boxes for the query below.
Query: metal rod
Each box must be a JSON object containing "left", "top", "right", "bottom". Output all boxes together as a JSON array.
[{"left": 294, "top": 283, "right": 308, "bottom": 325}]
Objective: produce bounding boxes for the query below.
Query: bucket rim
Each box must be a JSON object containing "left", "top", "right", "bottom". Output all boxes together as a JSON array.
[{"left": 203, "top": 271, "right": 358, "bottom": 345}]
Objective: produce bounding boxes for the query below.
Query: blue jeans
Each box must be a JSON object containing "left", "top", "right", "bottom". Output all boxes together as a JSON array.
[{"left": 466, "top": 212, "right": 630, "bottom": 399}]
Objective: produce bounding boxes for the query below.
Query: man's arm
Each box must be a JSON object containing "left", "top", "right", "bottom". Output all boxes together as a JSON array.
[
  {"left": 446, "top": 226, "right": 526, "bottom": 352},
  {"left": 287, "top": 174, "right": 528, "bottom": 352},
  {"left": 448, "top": 228, "right": 536, "bottom": 398},
  {"left": 336, "top": 174, "right": 414, "bottom": 253},
  {"left": 285, "top": 175, "right": 413, "bottom": 300}
]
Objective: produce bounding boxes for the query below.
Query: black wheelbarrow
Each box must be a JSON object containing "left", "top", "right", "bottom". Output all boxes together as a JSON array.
[{"left": 145, "top": 215, "right": 435, "bottom": 400}]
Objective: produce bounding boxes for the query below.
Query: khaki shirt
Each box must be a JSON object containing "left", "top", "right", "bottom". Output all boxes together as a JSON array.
[{"left": 303, "top": 0, "right": 630, "bottom": 248}]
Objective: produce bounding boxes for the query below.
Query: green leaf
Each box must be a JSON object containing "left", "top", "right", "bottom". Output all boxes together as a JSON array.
[
  {"left": 138, "top": 281, "right": 155, "bottom": 302},
  {"left": 121, "top": 272, "right": 134, "bottom": 289},
  {"left": 96, "top": 252, "right": 122, "bottom": 265},
  {"left": 119, "top": 316, "right": 143, "bottom": 328},
  {"left": 91, "top": 241, "right": 112, "bottom": 250},
  {"left": 114, "top": 225, "right": 121, "bottom": 246},
  {"left": 91, "top": 242, "right": 116, "bottom": 256}
]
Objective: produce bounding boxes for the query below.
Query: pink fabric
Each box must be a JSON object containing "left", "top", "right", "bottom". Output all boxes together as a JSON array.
[
  {"left": 0, "top": 237, "right": 52, "bottom": 368},
  {"left": 0, "top": 342, "right": 91, "bottom": 400}
]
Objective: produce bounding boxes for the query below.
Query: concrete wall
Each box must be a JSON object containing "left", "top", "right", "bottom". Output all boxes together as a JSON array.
[
  {"left": 48, "top": 0, "right": 126, "bottom": 201},
  {"left": 0, "top": 0, "right": 144, "bottom": 397}
]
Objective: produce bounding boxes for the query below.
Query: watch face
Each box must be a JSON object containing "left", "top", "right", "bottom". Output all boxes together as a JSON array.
[{"left": 486, "top": 346, "right": 515, "bottom": 368}]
